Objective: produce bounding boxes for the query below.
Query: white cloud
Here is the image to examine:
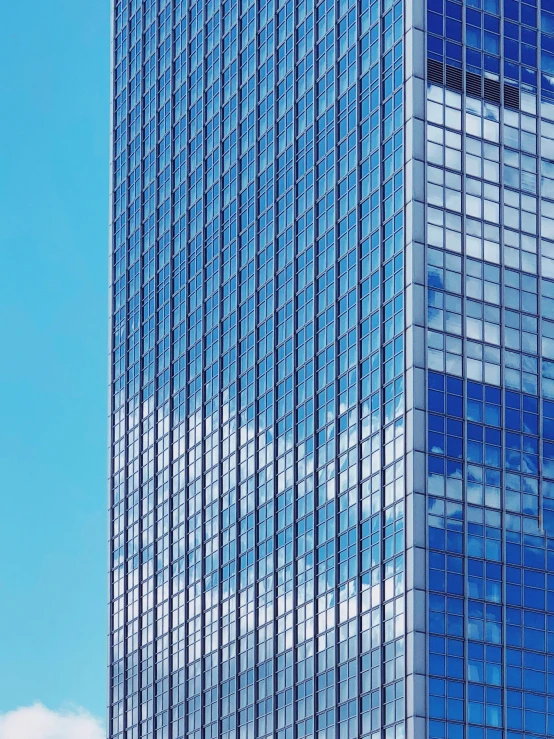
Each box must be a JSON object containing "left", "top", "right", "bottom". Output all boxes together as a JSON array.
[{"left": 0, "top": 704, "right": 104, "bottom": 739}]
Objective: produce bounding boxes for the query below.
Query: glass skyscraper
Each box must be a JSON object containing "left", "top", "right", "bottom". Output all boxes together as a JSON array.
[{"left": 109, "top": 1, "right": 554, "bottom": 738}]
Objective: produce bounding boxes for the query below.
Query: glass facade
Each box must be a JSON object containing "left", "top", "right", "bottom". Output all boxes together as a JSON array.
[
  {"left": 108, "top": 1, "right": 553, "bottom": 738},
  {"left": 423, "top": 2, "right": 554, "bottom": 738}
]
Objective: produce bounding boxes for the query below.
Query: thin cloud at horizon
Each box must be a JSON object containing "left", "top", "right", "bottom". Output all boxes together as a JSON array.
[{"left": 0, "top": 704, "right": 104, "bottom": 739}]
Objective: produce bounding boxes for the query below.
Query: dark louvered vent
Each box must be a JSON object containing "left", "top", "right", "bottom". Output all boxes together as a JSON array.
[
  {"left": 445, "top": 64, "right": 463, "bottom": 92},
  {"left": 484, "top": 77, "right": 501, "bottom": 104},
  {"left": 427, "top": 56, "right": 521, "bottom": 113},
  {"left": 427, "top": 58, "right": 444, "bottom": 85},
  {"left": 466, "top": 71, "right": 482, "bottom": 98},
  {"left": 504, "top": 83, "right": 520, "bottom": 110}
]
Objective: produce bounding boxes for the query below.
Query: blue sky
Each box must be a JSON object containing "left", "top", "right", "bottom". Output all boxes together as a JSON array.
[{"left": 0, "top": 0, "right": 110, "bottom": 722}]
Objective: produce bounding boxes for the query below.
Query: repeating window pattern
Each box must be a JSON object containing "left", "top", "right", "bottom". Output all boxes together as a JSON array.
[
  {"left": 424, "top": 2, "right": 554, "bottom": 738},
  {"left": 110, "top": 2, "right": 408, "bottom": 739}
]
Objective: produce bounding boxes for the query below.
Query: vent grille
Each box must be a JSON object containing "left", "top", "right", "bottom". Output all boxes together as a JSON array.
[
  {"left": 427, "top": 58, "right": 444, "bottom": 85},
  {"left": 484, "top": 78, "right": 501, "bottom": 104},
  {"left": 466, "top": 71, "right": 482, "bottom": 98},
  {"left": 426, "top": 57, "right": 521, "bottom": 112},
  {"left": 445, "top": 64, "right": 463, "bottom": 92},
  {"left": 504, "top": 83, "right": 520, "bottom": 110}
]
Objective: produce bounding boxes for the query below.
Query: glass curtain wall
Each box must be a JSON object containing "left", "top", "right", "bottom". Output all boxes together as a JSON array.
[
  {"left": 424, "top": 1, "right": 554, "bottom": 738},
  {"left": 110, "top": 1, "right": 409, "bottom": 738}
]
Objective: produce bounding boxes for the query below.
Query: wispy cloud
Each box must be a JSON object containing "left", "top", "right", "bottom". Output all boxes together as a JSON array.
[{"left": 0, "top": 704, "right": 104, "bottom": 739}]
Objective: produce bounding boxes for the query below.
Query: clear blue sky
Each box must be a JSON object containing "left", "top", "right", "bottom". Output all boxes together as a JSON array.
[{"left": 0, "top": 0, "right": 110, "bottom": 721}]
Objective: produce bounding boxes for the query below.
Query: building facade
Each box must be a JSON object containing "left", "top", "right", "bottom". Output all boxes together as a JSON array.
[{"left": 109, "top": 1, "right": 554, "bottom": 738}]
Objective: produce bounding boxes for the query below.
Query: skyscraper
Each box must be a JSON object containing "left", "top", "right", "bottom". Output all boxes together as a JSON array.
[{"left": 109, "top": 1, "right": 554, "bottom": 738}]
